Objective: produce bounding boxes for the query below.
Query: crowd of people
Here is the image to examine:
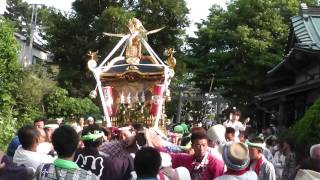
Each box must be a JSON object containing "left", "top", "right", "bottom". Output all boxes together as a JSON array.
[{"left": 0, "top": 109, "right": 320, "bottom": 180}]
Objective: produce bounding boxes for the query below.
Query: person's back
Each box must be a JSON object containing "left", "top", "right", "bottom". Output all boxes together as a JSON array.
[
  {"left": 215, "top": 142, "right": 257, "bottom": 180},
  {"left": 159, "top": 152, "right": 191, "bottom": 180},
  {"left": 37, "top": 163, "right": 97, "bottom": 180},
  {"left": 13, "top": 145, "right": 54, "bottom": 171},
  {"left": 134, "top": 147, "right": 161, "bottom": 180},
  {"left": 0, "top": 152, "right": 34, "bottom": 180},
  {"left": 75, "top": 124, "right": 132, "bottom": 180},
  {"left": 36, "top": 125, "right": 98, "bottom": 180},
  {"left": 6, "top": 135, "right": 20, "bottom": 158},
  {"left": 215, "top": 171, "right": 257, "bottom": 180}
]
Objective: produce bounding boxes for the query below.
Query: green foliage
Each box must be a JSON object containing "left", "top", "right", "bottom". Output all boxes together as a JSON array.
[
  {"left": 4, "top": 0, "right": 30, "bottom": 34},
  {"left": 15, "top": 64, "right": 56, "bottom": 126},
  {"left": 0, "top": 107, "right": 17, "bottom": 151},
  {"left": 134, "top": 0, "right": 189, "bottom": 52},
  {"left": 286, "top": 97, "right": 320, "bottom": 161},
  {"left": 189, "top": 0, "right": 317, "bottom": 110},
  {"left": 0, "top": 19, "right": 58, "bottom": 149},
  {"left": 0, "top": 17, "right": 23, "bottom": 150},
  {"left": 44, "top": 87, "right": 100, "bottom": 119},
  {"left": 4, "top": 0, "right": 51, "bottom": 36}
]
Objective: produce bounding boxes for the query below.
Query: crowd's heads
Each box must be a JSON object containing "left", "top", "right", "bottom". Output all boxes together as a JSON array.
[
  {"left": 87, "top": 116, "right": 94, "bottom": 125},
  {"left": 223, "top": 142, "right": 250, "bottom": 171},
  {"left": 18, "top": 125, "right": 40, "bottom": 150},
  {"left": 101, "top": 127, "right": 112, "bottom": 142},
  {"left": 180, "top": 122, "right": 189, "bottom": 133},
  {"left": 132, "top": 123, "right": 144, "bottom": 132},
  {"left": 282, "top": 138, "right": 295, "bottom": 152},
  {"left": 230, "top": 109, "right": 241, "bottom": 121},
  {"left": 207, "top": 124, "right": 226, "bottom": 146},
  {"left": 52, "top": 125, "right": 79, "bottom": 158},
  {"left": 33, "top": 117, "right": 46, "bottom": 129},
  {"left": 44, "top": 124, "right": 59, "bottom": 142},
  {"left": 119, "top": 126, "right": 136, "bottom": 147},
  {"left": 266, "top": 127, "right": 274, "bottom": 136},
  {"left": 191, "top": 128, "right": 208, "bottom": 143},
  {"left": 239, "top": 131, "right": 247, "bottom": 143},
  {"left": 180, "top": 136, "right": 192, "bottom": 151},
  {"left": 265, "top": 138, "right": 273, "bottom": 147},
  {"left": 247, "top": 137, "right": 264, "bottom": 160},
  {"left": 174, "top": 125, "right": 184, "bottom": 134},
  {"left": 191, "top": 129, "right": 208, "bottom": 159},
  {"left": 81, "top": 124, "right": 104, "bottom": 148},
  {"left": 134, "top": 147, "right": 161, "bottom": 178},
  {"left": 190, "top": 127, "right": 206, "bottom": 136},
  {"left": 55, "top": 117, "right": 63, "bottom": 125},
  {"left": 37, "top": 128, "right": 46, "bottom": 143},
  {"left": 225, "top": 127, "right": 235, "bottom": 142},
  {"left": 231, "top": 109, "right": 241, "bottom": 116},
  {"left": 310, "top": 144, "right": 320, "bottom": 159},
  {"left": 132, "top": 123, "right": 146, "bottom": 147},
  {"left": 79, "top": 117, "right": 85, "bottom": 126}
]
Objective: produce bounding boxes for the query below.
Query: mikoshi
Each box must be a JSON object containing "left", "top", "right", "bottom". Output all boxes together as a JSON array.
[{"left": 87, "top": 18, "right": 176, "bottom": 128}]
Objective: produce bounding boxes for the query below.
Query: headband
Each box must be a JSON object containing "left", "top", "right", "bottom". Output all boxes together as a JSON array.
[{"left": 82, "top": 131, "right": 104, "bottom": 141}]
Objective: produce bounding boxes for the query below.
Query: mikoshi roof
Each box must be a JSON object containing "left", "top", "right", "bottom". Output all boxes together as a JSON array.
[{"left": 100, "top": 58, "right": 165, "bottom": 82}]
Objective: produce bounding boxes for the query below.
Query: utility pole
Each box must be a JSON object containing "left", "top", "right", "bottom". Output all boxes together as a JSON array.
[
  {"left": 28, "top": 4, "right": 43, "bottom": 66},
  {"left": 176, "top": 88, "right": 183, "bottom": 124}
]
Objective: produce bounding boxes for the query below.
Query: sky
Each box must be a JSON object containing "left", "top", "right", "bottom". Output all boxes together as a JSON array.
[{"left": 0, "top": 0, "right": 228, "bottom": 37}]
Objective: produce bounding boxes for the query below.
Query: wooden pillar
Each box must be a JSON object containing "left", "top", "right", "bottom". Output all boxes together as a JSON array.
[{"left": 278, "top": 96, "right": 287, "bottom": 127}]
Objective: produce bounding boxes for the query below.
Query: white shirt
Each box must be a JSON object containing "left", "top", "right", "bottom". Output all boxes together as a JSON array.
[
  {"left": 295, "top": 169, "right": 320, "bottom": 180},
  {"left": 208, "top": 146, "right": 223, "bottom": 161},
  {"left": 13, "top": 145, "right": 55, "bottom": 172},
  {"left": 37, "top": 142, "right": 53, "bottom": 155},
  {"left": 130, "top": 167, "right": 191, "bottom": 180},
  {"left": 273, "top": 150, "right": 285, "bottom": 179},
  {"left": 223, "top": 120, "right": 246, "bottom": 137},
  {"left": 215, "top": 171, "right": 258, "bottom": 180}
]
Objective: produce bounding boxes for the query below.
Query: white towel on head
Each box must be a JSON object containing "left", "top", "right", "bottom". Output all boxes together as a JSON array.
[
  {"left": 175, "top": 167, "right": 191, "bottom": 180},
  {"left": 295, "top": 169, "right": 320, "bottom": 180}
]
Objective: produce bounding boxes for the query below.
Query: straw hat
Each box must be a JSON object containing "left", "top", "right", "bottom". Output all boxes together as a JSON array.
[{"left": 223, "top": 142, "right": 250, "bottom": 170}]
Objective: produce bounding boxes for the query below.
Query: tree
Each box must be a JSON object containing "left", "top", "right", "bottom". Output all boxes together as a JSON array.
[
  {"left": 4, "top": 0, "right": 30, "bottom": 34},
  {"left": 0, "top": 17, "right": 23, "bottom": 150},
  {"left": 4, "top": 0, "right": 49, "bottom": 36},
  {"left": 286, "top": 96, "right": 320, "bottom": 162},
  {"left": 15, "top": 64, "right": 56, "bottom": 126},
  {"left": 40, "top": 0, "right": 189, "bottom": 97},
  {"left": 189, "top": 0, "right": 317, "bottom": 110},
  {"left": 44, "top": 87, "right": 100, "bottom": 119}
]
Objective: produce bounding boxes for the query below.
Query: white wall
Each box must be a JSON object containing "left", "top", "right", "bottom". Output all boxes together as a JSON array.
[{"left": 15, "top": 35, "right": 52, "bottom": 67}]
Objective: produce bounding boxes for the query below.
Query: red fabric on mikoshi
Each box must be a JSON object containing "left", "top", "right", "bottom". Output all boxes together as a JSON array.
[
  {"left": 151, "top": 84, "right": 165, "bottom": 116},
  {"left": 103, "top": 86, "right": 114, "bottom": 116}
]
